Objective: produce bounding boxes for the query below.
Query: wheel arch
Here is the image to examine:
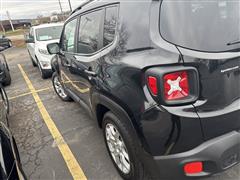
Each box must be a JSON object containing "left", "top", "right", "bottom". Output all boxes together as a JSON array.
[{"left": 92, "top": 93, "right": 149, "bottom": 151}]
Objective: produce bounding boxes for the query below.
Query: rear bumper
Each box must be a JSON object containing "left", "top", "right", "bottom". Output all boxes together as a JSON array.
[{"left": 153, "top": 131, "right": 240, "bottom": 179}]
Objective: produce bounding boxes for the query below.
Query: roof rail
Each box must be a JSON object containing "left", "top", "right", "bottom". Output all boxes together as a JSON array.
[{"left": 71, "top": 0, "right": 95, "bottom": 15}]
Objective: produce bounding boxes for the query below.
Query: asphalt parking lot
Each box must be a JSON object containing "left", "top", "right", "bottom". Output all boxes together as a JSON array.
[{"left": 3, "top": 47, "right": 240, "bottom": 180}]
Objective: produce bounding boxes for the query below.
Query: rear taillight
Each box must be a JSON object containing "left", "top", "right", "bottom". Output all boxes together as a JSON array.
[
  {"left": 147, "top": 76, "right": 158, "bottom": 96},
  {"left": 164, "top": 71, "right": 189, "bottom": 100},
  {"left": 145, "top": 66, "right": 199, "bottom": 106}
]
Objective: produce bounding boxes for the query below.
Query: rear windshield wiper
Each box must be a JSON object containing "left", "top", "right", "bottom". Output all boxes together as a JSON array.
[{"left": 227, "top": 40, "right": 240, "bottom": 46}]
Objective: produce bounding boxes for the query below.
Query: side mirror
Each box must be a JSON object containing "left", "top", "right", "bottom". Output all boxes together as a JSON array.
[
  {"left": 47, "top": 43, "right": 60, "bottom": 55},
  {"left": 25, "top": 37, "right": 35, "bottom": 44}
]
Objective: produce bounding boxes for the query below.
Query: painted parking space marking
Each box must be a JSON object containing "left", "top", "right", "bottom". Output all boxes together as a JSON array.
[
  {"left": 61, "top": 72, "right": 89, "bottom": 94},
  {"left": 18, "top": 64, "right": 87, "bottom": 180},
  {"left": 9, "top": 87, "right": 52, "bottom": 100}
]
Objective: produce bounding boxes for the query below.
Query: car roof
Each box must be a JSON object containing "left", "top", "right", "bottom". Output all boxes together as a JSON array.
[
  {"left": 70, "top": 0, "right": 152, "bottom": 18},
  {"left": 68, "top": 0, "right": 118, "bottom": 20},
  {"left": 32, "top": 23, "right": 64, "bottom": 30}
]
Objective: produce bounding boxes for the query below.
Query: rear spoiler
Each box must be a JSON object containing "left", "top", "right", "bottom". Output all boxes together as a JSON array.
[{"left": 71, "top": 0, "right": 95, "bottom": 15}]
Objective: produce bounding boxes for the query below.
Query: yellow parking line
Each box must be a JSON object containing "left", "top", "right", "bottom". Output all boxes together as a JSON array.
[
  {"left": 61, "top": 72, "right": 89, "bottom": 94},
  {"left": 18, "top": 64, "right": 87, "bottom": 180},
  {"left": 9, "top": 87, "right": 52, "bottom": 100}
]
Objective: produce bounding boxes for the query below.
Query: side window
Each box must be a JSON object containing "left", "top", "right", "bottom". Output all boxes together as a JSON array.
[
  {"left": 104, "top": 6, "right": 118, "bottom": 47},
  {"left": 62, "top": 18, "right": 77, "bottom": 53},
  {"left": 77, "top": 10, "right": 103, "bottom": 54}
]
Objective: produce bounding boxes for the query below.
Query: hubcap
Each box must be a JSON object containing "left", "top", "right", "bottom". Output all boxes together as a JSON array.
[
  {"left": 105, "top": 123, "right": 131, "bottom": 174},
  {"left": 53, "top": 76, "right": 67, "bottom": 99}
]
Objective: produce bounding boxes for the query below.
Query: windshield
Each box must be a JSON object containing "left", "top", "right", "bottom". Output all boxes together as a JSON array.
[
  {"left": 36, "top": 26, "right": 63, "bottom": 41},
  {"left": 160, "top": 0, "right": 240, "bottom": 52}
]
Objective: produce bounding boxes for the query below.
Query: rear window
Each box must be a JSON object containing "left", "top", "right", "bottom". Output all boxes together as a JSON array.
[
  {"left": 160, "top": 0, "right": 240, "bottom": 52},
  {"left": 104, "top": 6, "right": 118, "bottom": 47}
]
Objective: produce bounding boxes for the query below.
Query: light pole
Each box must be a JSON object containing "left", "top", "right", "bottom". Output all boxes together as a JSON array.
[
  {"left": 58, "top": 0, "right": 63, "bottom": 14},
  {"left": 58, "top": 0, "right": 64, "bottom": 21},
  {"left": 68, "top": 0, "right": 72, "bottom": 12},
  {"left": 6, "top": 11, "right": 15, "bottom": 31}
]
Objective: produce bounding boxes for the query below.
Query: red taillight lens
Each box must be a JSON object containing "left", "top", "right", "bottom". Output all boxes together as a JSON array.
[
  {"left": 147, "top": 76, "right": 158, "bottom": 96},
  {"left": 184, "top": 162, "right": 203, "bottom": 174},
  {"left": 164, "top": 71, "right": 189, "bottom": 100}
]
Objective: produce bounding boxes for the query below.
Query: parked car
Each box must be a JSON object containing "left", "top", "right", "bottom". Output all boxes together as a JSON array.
[
  {"left": 48, "top": 1, "right": 240, "bottom": 179},
  {"left": 0, "top": 53, "right": 11, "bottom": 86},
  {"left": 0, "top": 84, "right": 26, "bottom": 180},
  {"left": 0, "top": 46, "right": 5, "bottom": 52},
  {"left": 0, "top": 35, "right": 12, "bottom": 48},
  {"left": 25, "top": 23, "right": 63, "bottom": 79}
]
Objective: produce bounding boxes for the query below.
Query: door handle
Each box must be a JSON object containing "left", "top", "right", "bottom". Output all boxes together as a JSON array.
[{"left": 84, "top": 70, "right": 97, "bottom": 77}]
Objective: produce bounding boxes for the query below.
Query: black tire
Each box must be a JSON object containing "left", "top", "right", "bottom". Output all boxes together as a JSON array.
[
  {"left": 27, "top": 50, "right": 37, "bottom": 67},
  {"left": 38, "top": 61, "right": 50, "bottom": 79},
  {"left": 3, "top": 67, "right": 11, "bottom": 86},
  {"left": 102, "top": 112, "right": 150, "bottom": 180},
  {"left": 52, "top": 72, "right": 72, "bottom": 101},
  {"left": 31, "top": 57, "right": 37, "bottom": 67}
]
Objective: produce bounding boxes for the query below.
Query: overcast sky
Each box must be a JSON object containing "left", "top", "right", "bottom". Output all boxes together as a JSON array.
[{"left": 0, "top": 0, "right": 87, "bottom": 20}]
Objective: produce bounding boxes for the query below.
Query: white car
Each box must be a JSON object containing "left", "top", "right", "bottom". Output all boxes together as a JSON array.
[{"left": 26, "top": 23, "right": 63, "bottom": 78}]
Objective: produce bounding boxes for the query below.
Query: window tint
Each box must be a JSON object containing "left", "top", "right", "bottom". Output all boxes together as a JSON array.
[
  {"left": 77, "top": 10, "right": 103, "bottom": 54},
  {"left": 62, "top": 19, "right": 77, "bottom": 52},
  {"left": 104, "top": 6, "right": 118, "bottom": 47},
  {"left": 160, "top": 0, "right": 240, "bottom": 52}
]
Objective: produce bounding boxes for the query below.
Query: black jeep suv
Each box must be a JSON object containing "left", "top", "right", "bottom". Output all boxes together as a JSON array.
[{"left": 47, "top": 0, "right": 240, "bottom": 179}]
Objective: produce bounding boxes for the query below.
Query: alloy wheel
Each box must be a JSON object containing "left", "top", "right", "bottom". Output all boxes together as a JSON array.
[
  {"left": 105, "top": 123, "right": 131, "bottom": 174},
  {"left": 53, "top": 75, "right": 68, "bottom": 99}
]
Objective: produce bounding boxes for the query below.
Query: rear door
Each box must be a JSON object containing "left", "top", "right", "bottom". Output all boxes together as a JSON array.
[{"left": 64, "top": 5, "right": 118, "bottom": 108}]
